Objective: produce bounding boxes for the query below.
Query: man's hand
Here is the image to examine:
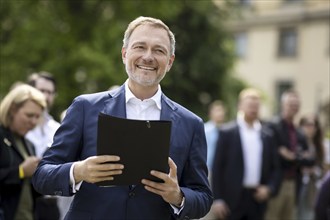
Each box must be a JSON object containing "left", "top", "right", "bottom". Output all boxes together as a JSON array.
[
  {"left": 279, "top": 146, "right": 296, "bottom": 161},
  {"left": 254, "top": 185, "right": 271, "bottom": 202},
  {"left": 73, "top": 155, "right": 124, "bottom": 183},
  {"left": 141, "top": 157, "right": 183, "bottom": 207},
  {"left": 211, "top": 200, "right": 230, "bottom": 220}
]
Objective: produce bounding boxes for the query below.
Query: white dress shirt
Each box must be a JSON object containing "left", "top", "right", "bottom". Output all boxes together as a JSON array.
[
  {"left": 125, "top": 81, "right": 161, "bottom": 120},
  {"left": 237, "top": 114, "right": 263, "bottom": 188}
]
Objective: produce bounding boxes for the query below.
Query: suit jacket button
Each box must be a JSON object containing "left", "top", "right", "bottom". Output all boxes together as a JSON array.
[{"left": 129, "top": 192, "right": 135, "bottom": 197}]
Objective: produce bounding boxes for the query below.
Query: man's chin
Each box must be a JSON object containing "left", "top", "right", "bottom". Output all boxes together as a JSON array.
[{"left": 132, "top": 78, "right": 158, "bottom": 87}]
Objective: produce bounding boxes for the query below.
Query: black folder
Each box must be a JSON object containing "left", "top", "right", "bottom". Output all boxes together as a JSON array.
[{"left": 96, "top": 113, "right": 171, "bottom": 186}]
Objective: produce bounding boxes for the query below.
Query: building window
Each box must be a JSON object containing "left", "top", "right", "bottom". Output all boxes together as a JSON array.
[
  {"left": 283, "top": 0, "right": 302, "bottom": 3},
  {"left": 238, "top": 0, "right": 251, "bottom": 6},
  {"left": 234, "top": 32, "right": 248, "bottom": 58},
  {"left": 275, "top": 80, "right": 293, "bottom": 113},
  {"left": 278, "top": 27, "right": 298, "bottom": 57}
]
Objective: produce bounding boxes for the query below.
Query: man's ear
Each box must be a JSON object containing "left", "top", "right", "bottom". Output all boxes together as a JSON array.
[
  {"left": 121, "top": 47, "right": 126, "bottom": 64},
  {"left": 166, "top": 55, "right": 175, "bottom": 72}
]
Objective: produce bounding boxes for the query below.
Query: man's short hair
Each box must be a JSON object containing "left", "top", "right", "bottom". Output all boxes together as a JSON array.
[
  {"left": 123, "top": 16, "right": 176, "bottom": 56},
  {"left": 208, "top": 100, "right": 225, "bottom": 113},
  {"left": 239, "top": 88, "right": 261, "bottom": 102},
  {"left": 27, "top": 71, "right": 57, "bottom": 92},
  {"left": 281, "top": 89, "right": 299, "bottom": 104}
]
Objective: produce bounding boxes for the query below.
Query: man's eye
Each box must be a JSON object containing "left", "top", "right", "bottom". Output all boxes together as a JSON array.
[
  {"left": 155, "top": 49, "right": 165, "bottom": 54},
  {"left": 134, "top": 46, "right": 144, "bottom": 49}
]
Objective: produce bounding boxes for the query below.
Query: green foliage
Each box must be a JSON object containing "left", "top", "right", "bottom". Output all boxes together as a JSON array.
[{"left": 0, "top": 0, "right": 245, "bottom": 121}]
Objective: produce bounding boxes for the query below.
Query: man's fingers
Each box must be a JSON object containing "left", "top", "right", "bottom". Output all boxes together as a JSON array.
[
  {"left": 95, "top": 169, "right": 123, "bottom": 177},
  {"left": 141, "top": 178, "right": 166, "bottom": 191},
  {"left": 97, "top": 163, "right": 124, "bottom": 171},
  {"left": 85, "top": 155, "right": 124, "bottom": 172},
  {"left": 168, "top": 157, "right": 177, "bottom": 179},
  {"left": 90, "top": 155, "right": 121, "bottom": 163},
  {"left": 86, "top": 169, "right": 124, "bottom": 183}
]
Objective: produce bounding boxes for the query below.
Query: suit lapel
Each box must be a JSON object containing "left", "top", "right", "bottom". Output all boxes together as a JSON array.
[
  {"left": 235, "top": 122, "right": 243, "bottom": 152},
  {"left": 160, "top": 94, "right": 178, "bottom": 121},
  {"left": 260, "top": 129, "right": 268, "bottom": 179},
  {"left": 160, "top": 94, "right": 179, "bottom": 146},
  {"left": 102, "top": 85, "right": 126, "bottom": 118},
  {"left": 234, "top": 123, "right": 244, "bottom": 170}
]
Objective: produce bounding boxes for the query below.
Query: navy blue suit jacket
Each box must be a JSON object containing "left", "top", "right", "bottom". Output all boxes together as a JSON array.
[
  {"left": 212, "top": 121, "right": 281, "bottom": 212},
  {"left": 32, "top": 85, "right": 212, "bottom": 220}
]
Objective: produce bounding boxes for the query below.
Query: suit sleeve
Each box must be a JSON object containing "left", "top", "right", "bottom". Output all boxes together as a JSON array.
[
  {"left": 175, "top": 118, "right": 213, "bottom": 220},
  {"left": 266, "top": 134, "right": 282, "bottom": 197},
  {"left": 32, "top": 96, "right": 85, "bottom": 196}
]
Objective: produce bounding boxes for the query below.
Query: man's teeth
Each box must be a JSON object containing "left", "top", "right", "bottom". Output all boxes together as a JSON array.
[{"left": 138, "top": 65, "right": 155, "bottom": 70}]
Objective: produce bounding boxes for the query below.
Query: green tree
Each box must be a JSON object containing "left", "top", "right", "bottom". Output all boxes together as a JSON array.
[{"left": 0, "top": 0, "right": 245, "bottom": 121}]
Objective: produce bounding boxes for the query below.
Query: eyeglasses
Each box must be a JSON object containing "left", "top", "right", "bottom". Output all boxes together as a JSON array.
[{"left": 39, "top": 89, "right": 55, "bottom": 96}]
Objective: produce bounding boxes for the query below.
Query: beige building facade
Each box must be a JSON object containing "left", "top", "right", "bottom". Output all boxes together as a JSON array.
[{"left": 217, "top": 0, "right": 329, "bottom": 127}]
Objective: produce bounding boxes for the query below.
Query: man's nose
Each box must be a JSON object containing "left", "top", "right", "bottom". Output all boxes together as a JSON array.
[
  {"left": 142, "top": 49, "right": 154, "bottom": 62},
  {"left": 42, "top": 91, "right": 51, "bottom": 100}
]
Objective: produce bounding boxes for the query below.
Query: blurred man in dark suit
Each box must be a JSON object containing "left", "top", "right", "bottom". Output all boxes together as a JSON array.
[{"left": 212, "top": 88, "right": 281, "bottom": 220}]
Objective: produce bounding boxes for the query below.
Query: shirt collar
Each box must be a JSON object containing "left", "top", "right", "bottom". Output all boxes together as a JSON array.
[
  {"left": 42, "top": 111, "right": 53, "bottom": 123},
  {"left": 237, "top": 111, "right": 261, "bottom": 131},
  {"left": 124, "top": 80, "right": 162, "bottom": 110}
]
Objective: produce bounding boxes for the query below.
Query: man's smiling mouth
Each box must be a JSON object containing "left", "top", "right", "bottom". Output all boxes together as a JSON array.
[{"left": 137, "top": 65, "right": 156, "bottom": 71}]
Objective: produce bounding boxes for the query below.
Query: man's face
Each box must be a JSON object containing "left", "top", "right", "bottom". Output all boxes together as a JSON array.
[
  {"left": 240, "top": 97, "right": 260, "bottom": 121},
  {"left": 282, "top": 94, "right": 300, "bottom": 118},
  {"left": 35, "top": 78, "right": 56, "bottom": 109},
  {"left": 122, "top": 24, "right": 175, "bottom": 88},
  {"left": 210, "top": 106, "right": 225, "bottom": 125}
]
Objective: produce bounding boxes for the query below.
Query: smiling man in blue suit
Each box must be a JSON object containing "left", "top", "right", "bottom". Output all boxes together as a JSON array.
[{"left": 32, "top": 16, "right": 212, "bottom": 220}]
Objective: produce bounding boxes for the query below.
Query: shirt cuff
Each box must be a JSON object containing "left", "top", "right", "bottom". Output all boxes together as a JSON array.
[
  {"left": 70, "top": 162, "right": 83, "bottom": 193},
  {"left": 170, "top": 196, "right": 185, "bottom": 215}
]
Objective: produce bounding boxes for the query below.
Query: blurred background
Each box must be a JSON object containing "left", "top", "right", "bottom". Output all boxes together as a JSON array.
[{"left": 0, "top": 0, "right": 329, "bottom": 132}]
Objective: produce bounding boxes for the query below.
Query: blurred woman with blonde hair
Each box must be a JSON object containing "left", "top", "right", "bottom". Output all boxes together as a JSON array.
[{"left": 0, "top": 84, "right": 46, "bottom": 220}]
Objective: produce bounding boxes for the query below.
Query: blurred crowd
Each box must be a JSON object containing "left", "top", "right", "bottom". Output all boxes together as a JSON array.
[
  {"left": 0, "top": 71, "right": 329, "bottom": 220},
  {"left": 203, "top": 89, "right": 330, "bottom": 220}
]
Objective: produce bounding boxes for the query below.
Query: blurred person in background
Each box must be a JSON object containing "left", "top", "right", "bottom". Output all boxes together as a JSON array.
[
  {"left": 323, "top": 130, "right": 330, "bottom": 172},
  {"left": 211, "top": 88, "right": 281, "bottom": 220},
  {"left": 314, "top": 170, "right": 330, "bottom": 220},
  {"left": 27, "top": 72, "right": 64, "bottom": 219},
  {"left": 204, "top": 100, "right": 226, "bottom": 177},
  {"left": 202, "top": 100, "right": 226, "bottom": 220},
  {"left": 297, "top": 114, "right": 325, "bottom": 220},
  {"left": 0, "top": 84, "right": 46, "bottom": 220},
  {"left": 26, "top": 72, "right": 60, "bottom": 158},
  {"left": 265, "top": 89, "right": 313, "bottom": 220}
]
